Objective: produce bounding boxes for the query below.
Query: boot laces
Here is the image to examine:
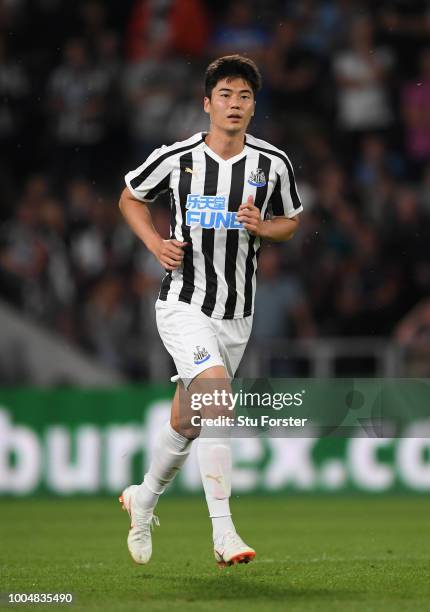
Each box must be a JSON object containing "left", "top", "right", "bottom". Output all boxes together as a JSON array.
[{"left": 135, "top": 514, "right": 160, "bottom": 534}]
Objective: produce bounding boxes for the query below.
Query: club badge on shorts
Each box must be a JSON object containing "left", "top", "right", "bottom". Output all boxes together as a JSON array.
[{"left": 193, "top": 346, "right": 210, "bottom": 365}]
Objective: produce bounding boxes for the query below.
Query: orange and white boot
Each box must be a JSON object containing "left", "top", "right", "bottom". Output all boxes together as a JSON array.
[
  {"left": 119, "top": 485, "right": 159, "bottom": 565},
  {"left": 214, "top": 530, "right": 256, "bottom": 567}
]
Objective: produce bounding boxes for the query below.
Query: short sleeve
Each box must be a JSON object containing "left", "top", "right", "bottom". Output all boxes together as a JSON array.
[
  {"left": 269, "top": 155, "right": 303, "bottom": 218},
  {"left": 125, "top": 146, "right": 171, "bottom": 202}
]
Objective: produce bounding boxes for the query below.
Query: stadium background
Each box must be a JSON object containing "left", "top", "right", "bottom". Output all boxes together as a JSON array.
[
  {"left": 1, "top": 0, "right": 430, "bottom": 384},
  {"left": 1, "top": 2, "right": 429, "bottom": 609},
  {"left": 1, "top": 0, "right": 429, "bottom": 496}
]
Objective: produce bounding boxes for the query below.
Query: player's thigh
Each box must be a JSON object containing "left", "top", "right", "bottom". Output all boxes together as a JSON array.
[
  {"left": 217, "top": 315, "right": 253, "bottom": 378},
  {"left": 190, "top": 365, "right": 234, "bottom": 421},
  {"left": 184, "top": 317, "right": 252, "bottom": 424},
  {"left": 156, "top": 302, "right": 224, "bottom": 387},
  {"left": 171, "top": 366, "right": 231, "bottom": 437}
]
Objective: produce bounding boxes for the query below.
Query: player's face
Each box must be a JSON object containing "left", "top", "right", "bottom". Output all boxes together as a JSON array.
[{"left": 204, "top": 78, "right": 255, "bottom": 134}]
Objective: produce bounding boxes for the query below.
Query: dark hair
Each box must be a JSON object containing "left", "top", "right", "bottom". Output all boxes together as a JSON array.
[{"left": 204, "top": 55, "right": 262, "bottom": 98}]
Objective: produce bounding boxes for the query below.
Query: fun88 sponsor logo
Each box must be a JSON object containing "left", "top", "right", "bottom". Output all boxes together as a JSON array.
[{"left": 185, "top": 194, "right": 245, "bottom": 230}]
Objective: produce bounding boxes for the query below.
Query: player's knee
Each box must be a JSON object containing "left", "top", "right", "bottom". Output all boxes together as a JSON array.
[{"left": 170, "top": 413, "right": 201, "bottom": 440}]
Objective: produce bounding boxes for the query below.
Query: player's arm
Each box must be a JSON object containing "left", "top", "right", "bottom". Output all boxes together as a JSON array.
[
  {"left": 238, "top": 157, "right": 303, "bottom": 242},
  {"left": 237, "top": 197, "right": 299, "bottom": 241},
  {"left": 259, "top": 213, "right": 300, "bottom": 241},
  {"left": 121, "top": 149, "right": 187, "bottom": 270},
  {"left": 119, "top": 187, "right": 186, "bottom": 271},
  {"left": 238, "top": 199, "right": 301, "bottom": 242}
]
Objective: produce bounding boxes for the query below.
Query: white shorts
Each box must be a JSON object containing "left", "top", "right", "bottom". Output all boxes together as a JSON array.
[{"left": 155, "top": 301, "right": 253, "bottom": 388}]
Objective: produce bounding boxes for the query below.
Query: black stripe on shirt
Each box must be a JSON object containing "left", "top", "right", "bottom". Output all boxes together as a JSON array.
[
  {"left": 159, "top": 272, "right": 171, "bottom": 300},
  {"left": 254, "top": 154, "right": 271, "bottom": 210},
  {"left": 245, "top": 141, "right": 302, "bottom": 210},
  {"left": 130, "top": 136, "right": 204, "bottom": 190},
  {"left": 201, "top": 153, "right": 219, "bottom": 317},
  {"left": 158, "top": 187, "right": 176, "bottom": 301},
  {"left": 269, "top": 172, "right": 284, "bottom": 216},
  {"left": 243, "top": 154, "right": 271, "bottom": 315},
  {"left": 178, "top": 151, "right": 195, "bottom": 304},
  {"left": 243, "top": 236, "right": 256, "bottom": 317},
  {"left": 223, "top": 156, "right": 246, "bottom": 319}
]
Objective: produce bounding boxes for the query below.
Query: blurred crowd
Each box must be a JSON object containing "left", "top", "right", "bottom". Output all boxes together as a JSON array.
[{"left": 1, "top": 0, "right": 430, "bottom": 378}]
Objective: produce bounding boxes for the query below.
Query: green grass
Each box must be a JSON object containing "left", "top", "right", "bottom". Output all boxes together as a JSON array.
[{"left": 1, "top": 496, "right": 429, "bottom": 611}]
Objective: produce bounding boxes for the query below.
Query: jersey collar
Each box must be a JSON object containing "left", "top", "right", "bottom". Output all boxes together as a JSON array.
[{"left": 201, "top": 132, "right": 248, "bottom": 165}]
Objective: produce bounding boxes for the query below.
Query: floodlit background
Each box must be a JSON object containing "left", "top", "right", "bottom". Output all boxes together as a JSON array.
[
  {"left": 1, "top": 0, "right": 430, "bottom": 383},
  {"left": 0, "top": 0, "right": 430, "bottom": 498}
]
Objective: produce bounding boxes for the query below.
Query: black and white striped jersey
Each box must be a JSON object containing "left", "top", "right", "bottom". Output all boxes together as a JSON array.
[{"left": 125, "top": 132, "right": 303, "bottom": 319}]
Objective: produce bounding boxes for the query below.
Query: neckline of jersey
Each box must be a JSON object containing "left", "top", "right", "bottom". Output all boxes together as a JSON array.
[{"left": 200, "top": 132, "right": 248, "bottom": 165}]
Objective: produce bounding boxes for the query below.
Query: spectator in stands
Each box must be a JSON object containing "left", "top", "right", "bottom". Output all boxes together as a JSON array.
[
  {"left": 253, "top": 246, "right": 316, "bottom": 341},
  {"left": 286, "top": 0, "right": 354, "bottom": 55},
  {"left": 0, "top": 198, "right": 48, "bottom": 318},
  {"left": 65, "top": 177, "right": 96, "bottom": 233},
  {"left": 266, "top": 20, "right": 326, "bottom": 122},
  {"left": 401, "top": 47, "right": 430, "bottom": 176},
  {"left": 384, "top": 185, "right": 430, "bottom": 312},
  {"left": 0, "top": 34, "right": 30, "bottom": 173},
  {"left": 95, "top": 29, "right": 122, "bottom": 84},
  {"left": 69, "top": 193, "right": 126, "bottom": 293},
  {"left": 38, "top": 197, "right": 76, "bottom": 326},
  {"left": 165, "top": 78, "right": 209, "bottom": 142},
  {"left": 0, "top": 178, "right": 74, "bottom": 329},
  {"left": 252, "top": 245, "right": 316, "bottom": 374},
  {"left": 324, "top": 222, "right": 398, "bottom": 337},
  {"left": 211, "top": 0, "right": 268, "bottom": 62},
  {"left": 314, "top": 161, "right": 350, "bottom": 215},
  {"left": 122, "top": 2, "right": 201, "bottom": 157},
  {"left": 125, "top": 0, "right": 209, "bottom": 62},
  {"left": 82, "top": 275, "right": 136, "bottom": 373},
  {"left": 333, "top": 15, "right": 394, "bottom": 159},
  {"left": 46, "top": 38, "right": 111, "bottom": 178},
  {"left": 354, "top": 134, "right": 404, "bottom": 191},
  {"left": 353, "top": 134, "right": 405, "bottom": 223},
  {"left": 122, "top": 56, "right": 191, "bottom": 158},
  {"left": 93, "top": 29, "right": 126, "bottom": 176}
]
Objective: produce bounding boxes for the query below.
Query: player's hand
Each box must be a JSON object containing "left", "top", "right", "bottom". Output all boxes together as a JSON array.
[
  {"left": 155, "top": 239, "right": 188, "bottom": 271},
  {"left": 237, "top": 195, "right": 262, "bottom": 236}
]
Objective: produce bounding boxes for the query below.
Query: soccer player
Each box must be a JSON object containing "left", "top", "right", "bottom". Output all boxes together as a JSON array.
[{"left": 118, "top": 55, "right": 302, "bottom": 566}]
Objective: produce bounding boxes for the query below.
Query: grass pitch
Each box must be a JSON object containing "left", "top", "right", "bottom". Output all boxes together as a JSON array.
[{"left": 1, "top": 496, "right": 429, "bottom": 611}]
